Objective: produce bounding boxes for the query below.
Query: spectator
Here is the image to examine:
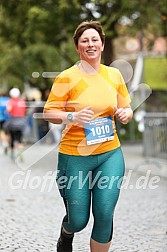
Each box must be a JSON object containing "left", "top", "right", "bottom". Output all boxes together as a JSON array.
[{"left": 6, "top": 88, "right": 27, "bottom": 160}]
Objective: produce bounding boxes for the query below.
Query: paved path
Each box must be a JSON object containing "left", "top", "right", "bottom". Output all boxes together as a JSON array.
[{"left": 0, "top": 142, "right": 167, "bottom": 252}]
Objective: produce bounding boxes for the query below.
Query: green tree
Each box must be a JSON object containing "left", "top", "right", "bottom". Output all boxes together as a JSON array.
[
  {"left": 0, "top": 0, "right": 83, "bottom": 90},
  {"left": 0, "top": 0, "right": 166, "bottom": 91},
  {"left": 79, "top": 0, "right": 167, "bottom": 64}
]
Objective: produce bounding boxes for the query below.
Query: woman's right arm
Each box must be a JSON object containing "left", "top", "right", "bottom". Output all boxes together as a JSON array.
[
  {"left": 43, "top": 107, "right": 94, "bottom": 125},
  {"left": 43, "top": 109, "right": 73, "bottom": 124}
]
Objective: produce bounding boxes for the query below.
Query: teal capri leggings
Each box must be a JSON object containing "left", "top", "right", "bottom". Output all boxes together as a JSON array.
[{"left": 56, "top": 147, "right": 125, "bottom": 243}]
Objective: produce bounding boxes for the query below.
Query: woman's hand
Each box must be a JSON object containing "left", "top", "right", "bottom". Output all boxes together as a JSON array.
[
  {"left": 74, "top": 106, "right": 94, "bottom": 124},
  {"left": 114, "top": 106, "right": 133, "bottom": 124}
]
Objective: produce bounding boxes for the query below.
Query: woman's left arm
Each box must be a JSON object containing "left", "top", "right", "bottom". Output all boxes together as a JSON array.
[{"left": 114, "top": 105, "right": 133, "bottom": 125}]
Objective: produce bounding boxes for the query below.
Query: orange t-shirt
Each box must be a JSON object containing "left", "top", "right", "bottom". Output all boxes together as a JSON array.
[{"left": 44, "top": 64, "right": 131, "bottom": 156}]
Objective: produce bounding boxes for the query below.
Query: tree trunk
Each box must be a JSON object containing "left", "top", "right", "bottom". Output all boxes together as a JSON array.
[{"left": 103, "top": 37, "right": 114, "bottom": 66}]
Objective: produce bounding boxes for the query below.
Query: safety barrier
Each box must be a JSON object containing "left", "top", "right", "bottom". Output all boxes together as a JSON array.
[
  {"left": 143, "top": 113, "right": 167, "bottom": 159},
  {"left": 23, "top": 116, "right": 39, "bottom": 143}
]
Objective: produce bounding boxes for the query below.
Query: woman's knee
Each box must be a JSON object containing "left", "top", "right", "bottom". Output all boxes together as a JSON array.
[
  {"left": 97, "top": 213, "right": 112, "bottom": 228},
  {"left": 92, "top": 209, "right": 114, "bottom": 243},
  {"left": 65, "top": 215, "right": 89, "bottom": 233},
  {"left": 74, "top": 215, "right": 89, "bottom": 232}
]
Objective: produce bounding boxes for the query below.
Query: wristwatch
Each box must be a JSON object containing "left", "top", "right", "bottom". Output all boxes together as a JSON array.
[{"left": 67, "top": 112, "right": 74, "bottom": 122}]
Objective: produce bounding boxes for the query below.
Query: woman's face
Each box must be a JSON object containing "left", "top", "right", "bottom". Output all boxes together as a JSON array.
[{"left": 76, "top": 28, "right": 104, "bottom": 63}]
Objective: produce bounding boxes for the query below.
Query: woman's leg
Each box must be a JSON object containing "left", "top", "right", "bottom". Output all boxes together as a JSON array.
[
  {"left": 90, "top": 239, "right": 111, "bottom": 252},
  {"left": 0, "top": 129, "right": 9, "bottom": 154},
  {"left": 56, "top": 154, "right": 93, "bottom": 234},
  {"left": 9, "top": 130, "right": 15, "bottom": 159},
  {"left": 16, "top": 130, "right": 24, "bottom": 156},
  {"left": 91, "top": 148, "right": 125, "bottom": 251},
  {"left": 56, "top": 153, "right": 97, "bottom": 251}
]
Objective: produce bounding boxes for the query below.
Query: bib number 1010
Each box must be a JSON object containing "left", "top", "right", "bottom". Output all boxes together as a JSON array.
[{"left": 91, "top": 125, "right": 110, "bottom": 136}]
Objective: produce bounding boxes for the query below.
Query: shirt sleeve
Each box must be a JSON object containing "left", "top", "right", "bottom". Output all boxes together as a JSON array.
[
  {"left": 116, "top": 70, "right": 131, "bottom": 108},
  {"left": 44, "top": 73, "right": 70, "bottom": 111}
]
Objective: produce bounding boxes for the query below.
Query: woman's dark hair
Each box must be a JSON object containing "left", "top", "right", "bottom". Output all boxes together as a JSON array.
[{"left": 73, "top": 21, "right": 105, "bottom": 47}]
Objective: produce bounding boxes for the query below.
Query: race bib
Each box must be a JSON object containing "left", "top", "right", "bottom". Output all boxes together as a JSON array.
[{"left": 84, "top": 116, "right": 114, "bottom": 145}]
